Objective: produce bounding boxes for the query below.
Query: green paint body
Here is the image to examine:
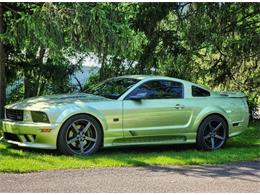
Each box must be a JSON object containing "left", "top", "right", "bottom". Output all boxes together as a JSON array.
[{"left": 0, "top": 76, "right": 249, "bottom": 149}]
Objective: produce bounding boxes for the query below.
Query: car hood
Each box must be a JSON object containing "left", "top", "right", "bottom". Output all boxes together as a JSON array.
[{"left": 5, "top": 93, "right": 110, "bottom": 111}]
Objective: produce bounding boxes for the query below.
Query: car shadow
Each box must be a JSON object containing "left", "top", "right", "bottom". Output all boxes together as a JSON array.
[
  {"left": 99, "top": 143, "right": 197, "bottom": 154},
  {"left": 2, "top": 143, "right": 197, "bottom": 156},
  {"left": 3, "top": 144, "right": 60, "bottom": 155},
  {"left": 1, "top": 143, "right": 259, "bottom": 183},
  {"left": 1, "top": 142, "right": 260, "bottom": 183},
  {"left": 138, "top": 160, "right": 260, "bottom": 183}
]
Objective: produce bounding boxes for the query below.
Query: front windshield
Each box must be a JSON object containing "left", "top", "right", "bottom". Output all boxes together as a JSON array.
[{"left": 88, "top": 78, "right": 140, "bottom": 99}]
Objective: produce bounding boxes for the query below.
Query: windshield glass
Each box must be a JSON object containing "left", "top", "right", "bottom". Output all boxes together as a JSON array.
[{"left": 88, "top": 77, "right": 140, "bottom": 99}]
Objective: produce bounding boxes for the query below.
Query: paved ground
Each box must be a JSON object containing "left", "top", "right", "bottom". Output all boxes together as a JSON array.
[{"left": 0, "top": 160, "right": 259, "bottom": 193}]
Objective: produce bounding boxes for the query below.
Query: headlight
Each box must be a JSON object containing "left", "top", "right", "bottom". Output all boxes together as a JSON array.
[{"left": 31, "top": 111, "right": 50, "bottom": 123}]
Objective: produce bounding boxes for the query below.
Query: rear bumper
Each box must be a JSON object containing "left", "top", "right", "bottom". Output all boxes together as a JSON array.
[
  {"left": 229, "top": 115, "right": 249, "bottom": 137},
  {"left": 0, "top": 120, "right": 61, "bottom": 149}
]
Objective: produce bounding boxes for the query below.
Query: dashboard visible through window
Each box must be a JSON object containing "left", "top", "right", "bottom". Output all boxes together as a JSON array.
[{"left": 192, "top": 86, "right": 210, "bottom": 97}]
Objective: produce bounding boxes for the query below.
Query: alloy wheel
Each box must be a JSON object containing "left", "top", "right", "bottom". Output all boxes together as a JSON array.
[
  {"left": 65, "top": 119, "right": 97, "bottom": 154},
  {"left": 203, "top": 120, "right": 226, "bottom": 149}
]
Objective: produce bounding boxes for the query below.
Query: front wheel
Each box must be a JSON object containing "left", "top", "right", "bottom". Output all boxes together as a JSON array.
[
  {"left": 196, "top": 115, "right": 228, "bottom": 150},
  {"left": 57, "top": 114, "right": 102, "bottom": 155}
]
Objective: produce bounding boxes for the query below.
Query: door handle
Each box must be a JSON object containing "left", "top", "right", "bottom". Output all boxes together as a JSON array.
[{"left": 173, "top": 104, "right": 185, "bottom": 109}]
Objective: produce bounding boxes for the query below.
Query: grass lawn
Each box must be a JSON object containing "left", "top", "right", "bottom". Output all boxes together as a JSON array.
[{"left": 0, "top": 121, "right": 259, "bottom": 173}]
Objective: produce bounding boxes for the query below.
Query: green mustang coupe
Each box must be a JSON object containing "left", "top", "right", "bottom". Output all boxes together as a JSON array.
[{"left": 0, "top": 75, "right": 249, "bottom": 155}]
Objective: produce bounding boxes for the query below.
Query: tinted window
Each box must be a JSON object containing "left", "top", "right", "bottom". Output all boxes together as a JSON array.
[
  {"left": 192, "top": 86, "right": 210, "bottom": 97},
  {"left": 128, "top": 80, "right": 183, "bottom": 99}
]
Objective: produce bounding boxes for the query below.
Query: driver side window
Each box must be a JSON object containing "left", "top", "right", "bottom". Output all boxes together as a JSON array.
[{"left": 128, "top": 80, "right": 184, "bottom": 99}]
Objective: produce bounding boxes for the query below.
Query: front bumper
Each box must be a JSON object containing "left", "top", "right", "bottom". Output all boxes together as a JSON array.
[{"left": 0, "top": 120, "right": 61, "bottom": 149}]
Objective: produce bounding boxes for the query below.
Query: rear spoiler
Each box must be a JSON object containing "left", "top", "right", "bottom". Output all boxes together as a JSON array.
[{"left": 219, "top": 91, "right": 247, "bottom": 98}]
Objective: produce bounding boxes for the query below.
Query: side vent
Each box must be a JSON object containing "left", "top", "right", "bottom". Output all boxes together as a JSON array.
[{"left": 232, "top": 122, "right": 239, "bottom": 127}]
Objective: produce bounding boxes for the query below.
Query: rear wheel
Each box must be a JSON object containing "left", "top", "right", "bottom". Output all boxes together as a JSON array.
[
  {"left": 57, "top": 114, "right": 102, "bottom": 155},
  {"left": 196, "top": 115, "right": 228, "bottom": 150}
]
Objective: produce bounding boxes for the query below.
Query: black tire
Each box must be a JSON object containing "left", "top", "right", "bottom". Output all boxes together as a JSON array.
[
  {"left": 57, "top": 114, "right": 102, "bottom": 155},
  {"left": 196, "top": 115, "right": 228, "bottom": 150}
]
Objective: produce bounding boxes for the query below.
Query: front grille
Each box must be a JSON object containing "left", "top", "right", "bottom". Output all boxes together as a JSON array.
[
  {"left": 5, "top": 109, "right": 24, "bottom": 121},
  {"left": 3, "top": 132, "right": 21, "bottom": 142}
]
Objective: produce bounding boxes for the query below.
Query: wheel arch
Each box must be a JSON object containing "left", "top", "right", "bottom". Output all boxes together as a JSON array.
[
  {"left": 194, "top": 107, "right": 231, "bottom": 136},
  {"left": 195, "top": 113, "right": 229, "bottom": 150},
  {"left": 195, "top": 113, "right": 230, "bottom": 141},
  {"left": 198, "top": 113, "right": 229, "bottom": 133},
  {"left": 56, "top": 113, "right": 105, "bottom": 148}
]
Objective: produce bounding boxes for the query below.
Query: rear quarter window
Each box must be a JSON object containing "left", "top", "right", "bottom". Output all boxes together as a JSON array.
[{"left": 192, "top": 86, "right": 210, "bottom": 97}]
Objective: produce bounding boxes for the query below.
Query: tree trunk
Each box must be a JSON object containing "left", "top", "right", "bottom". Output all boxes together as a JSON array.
[
  {"left": 0, "top": 3, "right": 6, "bottom": 119},
  {"left": 135, "top": 31, "right": 160, "bottom": 74},
  {"left": 24, "top": 47, "right": 46, "bottom": 98},
  {"left": 99, "top": 53, "right": 107, "bottom": 81},
  {"left": 38, "top": 79, "right": 46, "bottom": 96},
  {"left": 24, "top": 75, "right": 37, "bottom": 98}
]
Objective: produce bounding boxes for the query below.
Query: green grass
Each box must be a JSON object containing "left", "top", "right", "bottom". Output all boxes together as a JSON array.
[{"left": 0, "top": 122, "right": 259, "bottom": 173}]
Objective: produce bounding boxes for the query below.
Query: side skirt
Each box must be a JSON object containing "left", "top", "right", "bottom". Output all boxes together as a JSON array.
[{"left": 103, "top": 133, "right": 197, "bottom": 147}]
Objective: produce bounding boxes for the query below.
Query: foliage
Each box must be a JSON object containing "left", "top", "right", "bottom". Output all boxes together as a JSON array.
[
  {"left": 6, "top": 81, "right": 24, "bottom": 104},
  {"left": 118, "top": 3, "right": 260, "bottom": 111},
  {"left": 181, "top": 3, "right": 260, "bottom": 110},
  {"left": 2, "top": 3, "right": 80, "bottom": 101},
  {"left": 1, "top": 2, "right": 259, "bottom": 112},
  {"left": 2, "top": 3, "right": 145, "bottom": 103},
  {"left": 84, "top": 74, "right": 100, "bottom": 92},
  {"left": 0, "top": 121, "right": 259, "bottom": 173}
]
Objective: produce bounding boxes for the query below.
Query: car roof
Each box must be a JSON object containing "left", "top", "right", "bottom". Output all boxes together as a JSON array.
[
  {"left": 116, "top": 75, "right": 189, "bottom": 83},
  {"left": 115, "top": 75, "right": 212, "bottom": 91},
  {"left": 115, "top": 74, "right": 180, "bottom": 80},
  {"left": 115, "top": 75, "right": 151, "bottom": 80}
]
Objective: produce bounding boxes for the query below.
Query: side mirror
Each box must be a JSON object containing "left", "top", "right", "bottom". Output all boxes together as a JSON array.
[{"left": 127, "top": 93, "right": 146, "bottom": 101}]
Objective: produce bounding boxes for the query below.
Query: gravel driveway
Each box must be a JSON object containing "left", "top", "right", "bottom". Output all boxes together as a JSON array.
[{"left": 0, "top": 160, "right": 259, "bottom": 193}]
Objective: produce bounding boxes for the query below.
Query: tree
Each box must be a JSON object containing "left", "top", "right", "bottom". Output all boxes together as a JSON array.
[
  {"left": 0, "top": 3, "right": 78, "bottom": 116},
  {"left": 0, "top": 3, "right": 6, "bottom": 119},
  {"left": 128, "top": 3, "right": 259, "bottom": 111},
  {"left": 179, "top": 3, "right": 260, "bottom": 111},
  {"left": 1, "top": 2, "right": 259, "bottom": 118},
  {"left": 2, "top": 3, "right": 144, "bottom": 106},
  {"left": 132, "top": 3, "right": 179, "bottom": 74}
]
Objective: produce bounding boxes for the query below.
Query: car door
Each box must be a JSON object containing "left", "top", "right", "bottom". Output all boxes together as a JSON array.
[{"left": 122, "top": 79, "right": 192, "bottom": 138}]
